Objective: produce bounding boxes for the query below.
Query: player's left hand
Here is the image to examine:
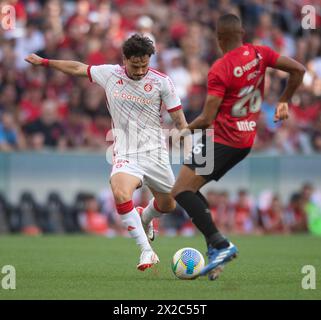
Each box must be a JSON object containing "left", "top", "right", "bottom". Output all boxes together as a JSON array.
[
  {"left": 182, "top": 132, "right": 192, "bottom": 159},
  {"left": 24, "top": 53, "right": 44, "bottom": 66},
  {"left": 274, "top": 102, "right": 289, "bottom": 122},
  {"left": 170, "top": 128, "right": 192, "bottom": 157}
]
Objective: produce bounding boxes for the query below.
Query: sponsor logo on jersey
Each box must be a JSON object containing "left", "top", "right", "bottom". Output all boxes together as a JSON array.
[
  {"left": 236, "top": 120, "right": 257, "bottom": 131},
  {"left": 113, "top": 90, "right": 152, "bottom": 105},
  {"left": 233, "top": 54, "right": 263, "bottom": 78},
  {"left": 234, "top": 66, "right": 243, "bottom": 78}
]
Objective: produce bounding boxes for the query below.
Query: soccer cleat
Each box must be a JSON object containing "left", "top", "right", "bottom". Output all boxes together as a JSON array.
[
  {"left": 199, "top": 242, "right": 238, "bottom": 279},
  {"left": 208, "top": 264, "right": 225, "bottom": 281},
  {"left": 136, "top": 206, "right": 155, "bottom": 241},
  {"left": 137, "top": 249, "right": 160, "bottom": 271}
]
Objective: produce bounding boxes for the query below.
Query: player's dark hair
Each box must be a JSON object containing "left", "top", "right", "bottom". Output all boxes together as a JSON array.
[
  {"left": 216, "top": 14, "right": 243, "bottom": 44},
  {"left": 217, "top": 14, "right": 242, "bottom": 29},
  {"left": 122, "top": 34, "right": 155, "bottom": 59}
]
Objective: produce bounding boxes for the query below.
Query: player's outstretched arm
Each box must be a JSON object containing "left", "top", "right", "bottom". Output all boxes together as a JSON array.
[
  {"left": 185, "top": 94, "right": 223, "bottom": 133},
  {"left": 273, "top": 56, "right": 306, "bottom": 122},
  {"left": 24, "top": 53, "right": 88, "bottom": 77},
  {"left": 169, "top": 109, "right": 188, "bottom": 130},
  {"left": 169, "top": 109, "right": 192, "bottom": 156}
]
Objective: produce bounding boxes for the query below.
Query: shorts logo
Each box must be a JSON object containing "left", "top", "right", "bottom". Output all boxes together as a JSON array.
[
  {"left": 144, "top": 83, "right": 153, "bottom": 92},
  {"left": 114, "top": 159, "right": 129, "bottom": 168},
  {"left": 234, "top": 67, "right": 243, "bottom": 78}
]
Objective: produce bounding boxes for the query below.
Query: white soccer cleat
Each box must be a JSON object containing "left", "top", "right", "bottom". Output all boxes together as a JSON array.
[
  {"left": 137, "top": 249, "right": 160, "bottom": 271},
  {"left": 136, "top": 206, "right": 155, "bottom": 242}
]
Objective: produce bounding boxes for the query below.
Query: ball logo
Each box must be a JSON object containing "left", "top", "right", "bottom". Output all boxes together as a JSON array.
[
  {"left": 234, "top": 67, "right": 243, "bottom": 78},
  {"left": 144, "top": 83, "right": 153, "bottom": 92}
]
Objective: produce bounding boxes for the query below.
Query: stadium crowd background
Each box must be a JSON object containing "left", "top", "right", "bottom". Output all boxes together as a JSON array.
[
  {"left": 0, "top": 0, "right": 321, "bottom": 236},
  {"left": 1, "top": 182, "right": 320, "bottom": 236}
]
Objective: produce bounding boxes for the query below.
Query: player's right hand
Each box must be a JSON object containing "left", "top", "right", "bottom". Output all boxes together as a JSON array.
[
  {"left": 24, "top": 53, "right": 43, "bottom": 66},
  {"left": 274, "top": 102, "right": 289, "bottom": 122}
]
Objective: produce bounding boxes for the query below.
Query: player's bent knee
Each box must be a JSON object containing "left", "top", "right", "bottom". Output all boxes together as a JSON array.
[
  {"left": 158, "top": 200, "right": 176, "bottom": 213},
  {"left": 171, "top": 189, "right": 177, "bottom": 199},
  {"left": 112, "top": 187, "right": 132, "bottom": 204},
  {"left": 171, "top": 187, "right": 184, "bottom": 199}
]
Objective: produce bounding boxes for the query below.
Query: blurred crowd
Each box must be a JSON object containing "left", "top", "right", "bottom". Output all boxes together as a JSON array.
[
  {"left": 1, "top": 182, "right": 321, "bottom": 236},
  {"left": 0, "top": 0, "right": 320, "bottom": 153}
]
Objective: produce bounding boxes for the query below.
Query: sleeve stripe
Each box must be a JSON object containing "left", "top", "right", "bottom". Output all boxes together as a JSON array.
[
  {"left": 168, "top": 105, "right": 182, "bottom": 113},
  {"left": 87, "top": 65, "right": 93, "bottom": 82}
]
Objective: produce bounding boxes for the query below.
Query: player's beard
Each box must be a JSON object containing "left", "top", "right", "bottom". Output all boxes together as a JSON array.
[{"left": 132, "top": 74, "right": 145, "bottom": 81}]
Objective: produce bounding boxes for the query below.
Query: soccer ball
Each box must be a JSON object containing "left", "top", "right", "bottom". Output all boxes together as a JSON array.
[{"left": 171, "top": 247, "right": 205, "bottom": 280}]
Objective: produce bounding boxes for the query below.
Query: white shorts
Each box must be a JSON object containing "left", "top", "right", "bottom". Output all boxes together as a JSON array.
[{"left": 110, "top": 154, "right": 175, "bottom": 194}]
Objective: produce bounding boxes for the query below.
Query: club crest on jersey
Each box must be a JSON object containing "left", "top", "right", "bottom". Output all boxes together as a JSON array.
[{"left": 144, "top": 83, "right": 153, "bottom": 92}]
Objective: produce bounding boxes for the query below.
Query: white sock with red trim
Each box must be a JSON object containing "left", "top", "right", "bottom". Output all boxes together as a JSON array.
[
  {"left": 141, "top": 199, "right": 163, "bottom": 225},
  {"left": 116, "top": 200, "right": 152, "bottom": 252}
]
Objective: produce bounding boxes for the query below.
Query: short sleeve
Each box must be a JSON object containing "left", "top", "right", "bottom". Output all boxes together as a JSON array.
[
  {"left": 256, "top": 45, "right": 280, "bottom": 68},
  {"left": 207, "top": 63, "right": 227, "bottom": 98},
  {"left": 161, "top": 76, "right": 182, "bottom": 113},
  {"left": 87, "top": 64, "right": 114, "bottom": 88}
]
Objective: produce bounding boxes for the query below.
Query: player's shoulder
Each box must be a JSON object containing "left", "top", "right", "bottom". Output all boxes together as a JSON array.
[
  {"left": 210, "top": 57, "right": 225, "bottom": 68},
  {"left": 209, "top": 44, "right": 263, "bottom": 71},
  {"left": 107, "top": 64, "right": 123, "bottom": 74},
  {"left": 250, "top": 44, "right": 272, "bottom": 52},
  {"left": 91, "top": 63, "right": 121, "bottom": 74},
  {"left": 248, "top": 44, "right": 277, "bottom": 58},
  {"left": 148, "top": 68, "right": 175, "bottom": 90},
  {"left": 148, "top": 67, "right": 169, "bottom": 79},
  {"left": 208, "top": 57, "right": 227, "bottom": 78}
]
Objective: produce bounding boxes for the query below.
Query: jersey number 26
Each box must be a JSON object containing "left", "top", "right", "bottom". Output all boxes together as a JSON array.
[{"left": 231, "top": 76, "right": 263, "bottom": 117}]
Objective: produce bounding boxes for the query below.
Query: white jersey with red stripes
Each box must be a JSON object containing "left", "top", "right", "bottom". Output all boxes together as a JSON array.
[{"left": 88, "top": 64, "right": 182, "bottom": 157}]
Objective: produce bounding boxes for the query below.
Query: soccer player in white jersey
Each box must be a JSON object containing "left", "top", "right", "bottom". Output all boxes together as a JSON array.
[{"left": 25, "top": 34, "right": 188, "bottom": 271}]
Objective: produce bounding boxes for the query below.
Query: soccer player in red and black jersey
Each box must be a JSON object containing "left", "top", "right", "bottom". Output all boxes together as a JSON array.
[{"left": 171, "top": 14, "right": 306, "bottom": 280}]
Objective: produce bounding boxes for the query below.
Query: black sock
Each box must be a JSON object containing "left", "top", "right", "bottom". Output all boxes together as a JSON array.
[
  {"left": 196, "top": 191, "right": 229, "bottom": 249},
  {"left": 196, "top": 191, "right": 209, "bottom": 206},
  {"left": 175, "top": 191, "right": 229, "bottom": 249}
]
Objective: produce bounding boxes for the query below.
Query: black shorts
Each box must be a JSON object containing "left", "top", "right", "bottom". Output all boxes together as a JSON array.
[{"left": 184, "top": 133, "right": 251, "bottom": 182}]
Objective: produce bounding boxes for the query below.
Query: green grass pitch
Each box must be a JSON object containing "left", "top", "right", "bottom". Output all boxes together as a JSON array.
[{"left": 0, "top": 234, "right": 320, "bottom": 300}]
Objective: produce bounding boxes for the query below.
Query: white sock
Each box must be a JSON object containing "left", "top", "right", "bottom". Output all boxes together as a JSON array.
[
  {"left": 120, "top": 208, "right": 152, "bottom": 252},
  {"left": 142, "top": 199, "right": 163, "bottom": 225}
]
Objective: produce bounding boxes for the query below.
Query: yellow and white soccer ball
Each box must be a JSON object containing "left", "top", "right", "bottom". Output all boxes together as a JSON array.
[{"left": 171, "top": 247, "right": 205, "bottom": 280}]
